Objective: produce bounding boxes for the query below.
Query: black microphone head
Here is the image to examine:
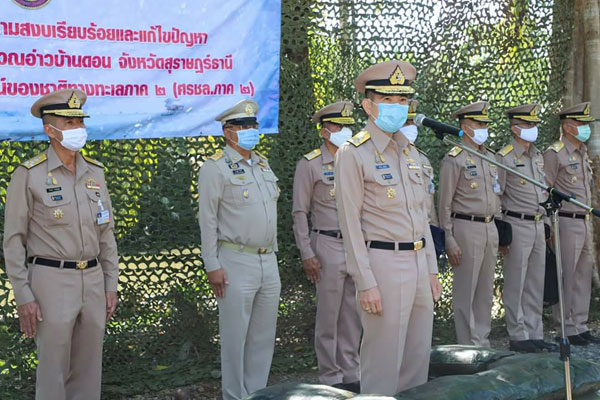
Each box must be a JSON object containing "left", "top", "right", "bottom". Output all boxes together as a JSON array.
[{"left": 414, "top": 114, "right": 426, "bottom": 127}]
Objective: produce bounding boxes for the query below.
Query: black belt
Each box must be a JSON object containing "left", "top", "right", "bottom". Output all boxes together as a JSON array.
[
  {"left": 503, "top": 210, "right": 543, "bottom": 222},
  {"left": 558, "top": 212, "right": 589, "bottom": 220},
  {"left": 28, "top": 257, "right": 98, "bottom": 270},
  {"left": 314, "top": 230, "right": 343, "bottom": 239},
  {"left": 368, "top": 238, "right": 426, "bottom": 251},
  {"left": 451, "top": 212, "right": 494, "bottom": 223}
]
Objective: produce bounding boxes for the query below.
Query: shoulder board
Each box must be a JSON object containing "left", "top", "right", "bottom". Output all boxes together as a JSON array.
[
  {"left": 254, "top": 150, "right": 268, "bottom": 160},
  {"left": 303, "top": 148, "right": 322, "bottom": 161},
  {"left": 21, "top": 153, "right": 47, "bottom": 169},
  {"left": 349, "top": 131, "right": 371, "bottom": 147},
  {"left": 416, "top": 147, "right": 428, "bottom": 157},
  {"left": 549, "top": 141, "right": 564, "bottom": 153},
  {"left": 447, "top": 146, "right": 463, "bottom": 157},
  {"left": 498, "top": 144, "right": 514, "bottom": 157},
  {"left": 82, "top": 155, "right": 104, "bottom": 168},
  {"left": 209, "top": 150, "right": 224, "bottom": 161}
]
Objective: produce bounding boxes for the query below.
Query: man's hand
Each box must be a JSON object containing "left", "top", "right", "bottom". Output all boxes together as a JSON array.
[
  {"left": 499, "top": 245, "right": 510, "bottom": 257},
  {"left": 17, "top": 300, "right": 43, "bottom": 338},
  {"left": 358, "top": 287, "right": 382, "bottom": 316},
  {"left": 302, "top": 257, "right": 321, "bottom": 283},
  {"left": 429, "top": 274, "right": 442, "bottom": 302},
  {"left": 447, "top": 246, "right": 462, "bottom": 267},
  {"left": 207, "top": 268, "right": 229, "bottom": 299},
  {"left": 106, "top": 291, "right": 118, "bottom": 322}
]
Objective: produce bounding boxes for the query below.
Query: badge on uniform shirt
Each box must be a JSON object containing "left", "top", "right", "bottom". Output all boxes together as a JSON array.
[
  {"left": 329, "top": 188, "right": 335, "bottom": 197},
  {"left": 51, "top": 195, "right": 63, "bottom": 201},
  {"left": 327, "top": 164, "right": 333, "bottom": 171},
  {"left": 571, "top": 176, "right": 577, "bottom": 184},
  {"left": 403, "top": 148, "right": 410, "bottom": 156},
  {"left": 46, "top": 172, "right": 57, "bottom": 186},
  {"left": 470, "top": 182, "right": 478, "bottom": 189},
  {"left": 53, "top": 208, "right": 63, "bottom": 219},
  {"left": 375, "top": 164, "right": 390, "bottom": 170},
  {"left": 570, "top": 164, "right": 578, "bottom": 170},
  {"left": 387, "top": 187, "right": 396, "bottom": 199},
  {"left": 86, "top": 179, "right": 101, "bottom": 190},
  {"left": 513, "top": 158, "right": 525, "bottom": 167},
  {"left": 242, "top": 188, "right": 249, "bottom": 198},
  {"left": 520, "top": 179, "right": 526, "bottom": 185},
  {"left": 323, "top": 171, "right": 334, "bottom": 176},
  {"left": 374, "top": 149, "right": 385, "bottom": 164},
  {"left": 569, "top": 155, "right": 577, "bottom": 163},
  {"left": 228, "top": 163, "right": 239, "bottom": 169},
  {"left": 470, "top": 171, "right": 478, "bottom": 176},
  {"left": 46, "top": 187, "right": 61, "bottom": 193},
  {"left": 258, "top": 161, "right": 268, "bottom": 168},
  {"left": 382, "top": 173, "right": 393, "bottom": 180},
  {"left": 493, "top": 174, "right": 501, "bottom": 194},
  {"left": 232, "top": 169, "right": 245, "bottom": 175},
  {"left": 96, "top": 210, "right": 111, "bottom": 225},
  {"left": 407, "top": 162, "right": 420, "bottom": 170},
  {"left": 466, "top": 159, "right": 476, "bottom": 169}
]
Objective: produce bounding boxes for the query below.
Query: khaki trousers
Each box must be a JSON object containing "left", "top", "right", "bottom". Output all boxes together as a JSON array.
[
  {"left": 29, "top": 263, "right": 106, "bottom": 400},
  {"left": 553, "top": 217, "right": 593, "bottom": 336},
  {"left": 502, "top": 216, "right": 545, "bottom": 340},
  {"left": 359, "top": 247, "right": 433, "bottom": 396},
  {"left": 311, "top": 232, "right": 361, "bottom": 385},
  {"left": 452, "top": 218, "right": 498, "bottom": 346},
  {"left": 217, "top": 247, "right": 281, "bottom": 400}
]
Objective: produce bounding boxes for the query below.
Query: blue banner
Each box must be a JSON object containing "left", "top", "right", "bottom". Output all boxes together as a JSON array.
[{"left": 0, "top": 0, "right": 281, "bottom": 141}]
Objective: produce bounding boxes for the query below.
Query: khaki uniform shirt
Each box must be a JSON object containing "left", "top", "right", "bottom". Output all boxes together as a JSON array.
[
  {"left": 412, "top": 146, "right": 439, "bottom": 227},
  {"left": 543, "top": 138, "right": 593, "bottom": 214},
  {"left": 335, "top": 121, "right": 438, "bottom": 291},
  {"left": 292, "top": 143, "right": 339, "bottom": 260},
  {"left": 438, "top": 142, "right": 501, "bottom": 250},
  {"left": 3, "top": 146, "right": 119, "bottom": 306},
  {"left": 497, "top": 138, "right": 546, "bottom": 216},
  {"left": 198, "top": 145, "right": 279, "bottom": 272}
]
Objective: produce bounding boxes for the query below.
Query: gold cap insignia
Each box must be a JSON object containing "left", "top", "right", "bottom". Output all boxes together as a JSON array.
[
  {"left": 481, "top": 104, "right": 489, "bottom": 115},
  {"left": 389, "top": 65, "right": 406, "bottom": 86},
  {"left": 67, "top": 92, "right": 81, "bottom": 109},
  {"left": 341, "top": 103, "right": 352, "bottom": 117},
  {"left": 584, "top": 104, "right": 590, "bottom": 116},
  {"left": 245, "top": 104, "right": 254, "bottom": 115},
  {"left": 531, "top": 105, "right": 540, "bottom": 116}
]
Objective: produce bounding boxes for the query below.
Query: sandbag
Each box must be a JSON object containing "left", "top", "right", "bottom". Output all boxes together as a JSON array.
[
  {"left": 428, "top": 345, "right": 514, "bottom": 378},
  {"left": 245, "top": 383, "right": 355, "bottom": 400}
]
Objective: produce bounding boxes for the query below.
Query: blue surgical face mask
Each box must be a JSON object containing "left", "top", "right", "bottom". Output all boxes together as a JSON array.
[
  {"left": 235, "top": 128, "right": 260, "bottom": 150},
  {"left": 575, "top": 124, "right": 591, "bottom": 142},
  {"left": 371, "top": 101, "right": 409, "bottom": 133}
]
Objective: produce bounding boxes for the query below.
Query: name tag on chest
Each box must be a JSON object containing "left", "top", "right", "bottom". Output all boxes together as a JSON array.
[{"left": 96, "top": 210, "right": 111, "bottom": 225}]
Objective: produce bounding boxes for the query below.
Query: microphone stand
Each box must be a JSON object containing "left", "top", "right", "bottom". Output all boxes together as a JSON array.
[{"left": 428, "top": 129, "right": 599, "bottom": 400}]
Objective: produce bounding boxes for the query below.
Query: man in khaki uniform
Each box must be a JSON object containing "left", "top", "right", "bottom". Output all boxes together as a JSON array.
[
  {"left": 335, "top": 60, "right": 442, "bottom": 396},
  {"left": 543, "top": 102, "right": 599, "bottom": 346},
  {"left": 496, "top": 104, "right": 557, "bottom": 353},
  {"left": 292, "top": 101, "right": 361, "bottom": 391},
  {"left": 198, "top": 100, "right": 281, "bottom": 400},
  {"left": 400, "top": 99, "right": 439, "bottom": 226},
  {"left": 3, "top": 89, "right": 119, "bottom": 400},
  {"left": 438, "top": 101, "right": 500, "bottom": 346}
]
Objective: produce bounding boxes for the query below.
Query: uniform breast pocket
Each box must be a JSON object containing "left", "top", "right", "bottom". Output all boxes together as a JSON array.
[
  {"left": 41, "top": 194, "right": 73, "bottom": 227},
  {"left": 373, "top": 171, "right": 403, "bottom": 208},
  {"left": 262, "top": 170, "right": 280, "bottom": 200},
  {"left": 462, "top": 169, "right": 483, "bottom": 189},
  {"left": 317, "top": 182, "right": 336, "bottom": 202},
  {"left": 224, "top": 177, "right": 260, "bottom": 206}
]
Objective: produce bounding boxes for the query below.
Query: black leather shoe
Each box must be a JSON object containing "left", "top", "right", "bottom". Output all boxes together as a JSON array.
[
  {"left": 509, "top": 340, "right": 540, "bottom": 353},
  {"left": 556, "top": 334, "right": 589, "bottom": 346},
  {"left": 332, "top": 382, "right": 360, "bottom": 394},
  {"left": 531, "top": 339, "right": 559, "bottom": 352},
  {"left": 579, "top": 331, "right": 600, "bottom": 344}
]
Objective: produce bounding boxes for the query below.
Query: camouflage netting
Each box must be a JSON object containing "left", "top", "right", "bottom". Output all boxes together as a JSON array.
[{"left": 0, "top": 0, "right": 577, "bottom": 398}]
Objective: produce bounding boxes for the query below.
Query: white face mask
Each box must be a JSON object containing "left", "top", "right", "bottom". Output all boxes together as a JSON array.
[
  {"left": 469, "top": 128, "right": 489, "bottom": 145},
  {"left": 516, "top": 126, "right": 538, "bottom": 142},
  {"left": 50, "top": 124, "right": 88, "bottom": 151},
  {"left": 326, "top": 127, "right": 353, "bottom": 147},
  {"left": 399, "top": 124, "right": 419, "bottom": 143}
]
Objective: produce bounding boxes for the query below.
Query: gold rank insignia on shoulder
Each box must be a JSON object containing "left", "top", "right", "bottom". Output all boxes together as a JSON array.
[
  {"left": 549, "top": 141, "right": 564, "bottom": 153},
  {"left": 209, "top": 150, "right": 224, "bottom": 161},
  {"left": 349, "top": 131, "right": 371, "bottom": 147},
  {"left": 498, "top": 144, "right": 514, "bottom": 157},
  {"left": 21, "top": 153, "right": 48, "bottom": 169},
  {"left": 448, "top": 146, "right": 463, "bottom": 157},
  {"left": 254, "top": 150, "right": 268, "bottom": 160},
  {"left": 82, "top": 155, "right": 104, "bottom": 168},
  {"left": 304, "top": 148, "right": 322, "bottom": 161}
]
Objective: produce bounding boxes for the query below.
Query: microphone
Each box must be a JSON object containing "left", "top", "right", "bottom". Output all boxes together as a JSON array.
[{"left": 414, "top": 114, "right": 463, "bottom": 139}]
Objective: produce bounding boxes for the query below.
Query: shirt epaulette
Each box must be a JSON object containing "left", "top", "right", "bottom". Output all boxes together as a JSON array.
[
  {"left": 304, "top": 148, "right": 322, "bottom": 161},
  {"left": 254, "top": 150, "right": 268, "bottom": 160},
  {"left": 82, "top": 155, "right": 104, "bottom": 168},
  {"left": 448, "top": 146, "right": 463, "bottom": 157},
  {"left": 209, "top": 150, "right": 224, "bottom": 161},
  {"left": 498, "top": 144, "right": 514, "bottom": 157},
  {"left": 349, "top": 131, "right": 371, "bottom": 147},
  {"left": 21, "top": 153, "right": 47, "bottom": 169},
  {"left": 549, "top": 141, "right": 564, "bottom": 153}
]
